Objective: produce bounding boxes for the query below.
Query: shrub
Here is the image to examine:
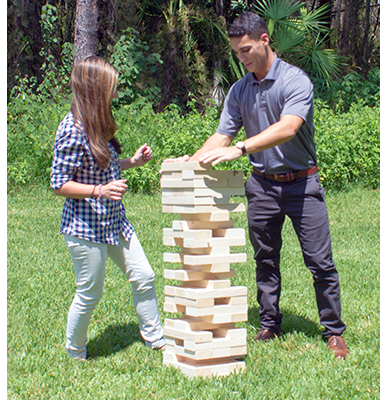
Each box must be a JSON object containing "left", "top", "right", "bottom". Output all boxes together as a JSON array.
[
  {"left": 7, "top": 94, "right": 379, "bottom": 192},
  {"left": 314, "top": 99, "right": 380, "bottom": 190}
]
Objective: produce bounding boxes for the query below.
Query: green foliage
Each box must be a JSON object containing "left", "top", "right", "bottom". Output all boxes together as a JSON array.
[
  {"left": 110, "top": 28, "right": 163, "bottom": 105},
  {"left": 253, "top": 0, "right": 345, "bottom": 83},
  {"left": 7, "top": 89, "right": 71, "bottom": 186},
  {"left": 313, "top": 68, "right": 380, "bottom": 113},
  {"left": 113, "top": 99, "right": 224, "bottom": 192},
  {"left": 314, "top": 100, "right": 380, "bottom": 190}
]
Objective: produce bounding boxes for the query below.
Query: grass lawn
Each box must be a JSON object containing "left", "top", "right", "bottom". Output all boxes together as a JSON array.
[{"left": 7, "top": 185, "right": 380, "bottom": 399}]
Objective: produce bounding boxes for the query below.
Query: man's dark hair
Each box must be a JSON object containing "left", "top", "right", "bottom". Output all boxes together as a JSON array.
[{"left": 228, "top": 12, "right": 269, "bottom": 40}]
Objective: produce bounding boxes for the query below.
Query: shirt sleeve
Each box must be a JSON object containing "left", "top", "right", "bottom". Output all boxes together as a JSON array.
[
  {"left": 50, "top": 118, "right": 85, "bottom": 190},
  {"left": 216, "top": 83, "right": 243, "bottom": 137},
  {"left": 280, "top": 71, "right": 313, "bottom": 123}
]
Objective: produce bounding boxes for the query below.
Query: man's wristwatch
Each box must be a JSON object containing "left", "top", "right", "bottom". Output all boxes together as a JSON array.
[{"left": 235, "top": 141, "right": 247, "bottom": 156}]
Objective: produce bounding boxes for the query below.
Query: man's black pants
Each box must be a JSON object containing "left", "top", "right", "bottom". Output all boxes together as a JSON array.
[{"left": 246, "top": 172, "right": 346, "bottom": 338}]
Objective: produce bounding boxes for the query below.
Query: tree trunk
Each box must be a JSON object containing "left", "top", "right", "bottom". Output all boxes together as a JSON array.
[{"left": 73, "top": 0, "right": 99, "bottom": 65}]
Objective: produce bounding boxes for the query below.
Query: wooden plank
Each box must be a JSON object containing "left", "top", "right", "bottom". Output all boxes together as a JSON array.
[
  {"left": 163, "top": 353, "right": 246, "bottom": 377},
  {"left": 182, "top": 253, "right": 247, "bottom": 265},
  {"left": 161, "top": 178, "right": 229, "bottom": 189},
  {"left": 185, "top": 280, "right": 231, "bottom": 289},
  {"left": 213, "top": 228, "right": 246, "bottom": 238},
  {"left": 164, "top": 285, "right": 248, "bottom": 300},
  {"left": 202, "top": 313, "right": 248, "bottom": 324},
  {"left": 163, "top": 327, "right": 213, "bottom": 343},
  {"left": 172, "top": 220, "right": 234, "bottom": 230},
  {"left": 201, "top": 263, "right": 232, "bottom": 273},
  {"left": 181, "top": 246, "right": 230, "bottom": 255},
  {"left": 162, "top": 187, "right": 245, "bottom": 197},
  {"left": 184, "top": 304, "right": 247, "bottom": 318},
  {"left": 164, "top": 268, "right": 235, "bottom": 281},
  {"left": 165, "top": 343, "right": 246, "bottom": 361},
  {"left": 160, "top": 161, "right": 210, "bottom": 172},
  {"left": 179, "top": 211, "right": 231, "bottom": 221},
  {"left": 184, "top": 334, "right": 246, "bottom": 351},
  {"left": 182, "top": 236, "right": 246, "bottom": 248},
  {"left": 164, "top": 317, "right": 235, "bottom": 331},
  {"left": 163, "top": 252, "right": 246, "bottom": 264},
  {"left": 162, "top": 203, "right": 245, "bottom": 214},
  {"left": 162, "top": 195, "right": 230, "bottom": 206},
  {"left": 163, "top": 302, "right": 185, "bottom": 313},
  {"left": 163, "top": 228, "right": 212, "bottom": 240},
  {"left": 164, "top": 295, "right": 214, "bottom": 308}
]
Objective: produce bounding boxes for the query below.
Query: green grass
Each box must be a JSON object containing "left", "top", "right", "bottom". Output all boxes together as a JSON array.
[{"left": 7, "top": 186, "right": 379, "bottom": 399}]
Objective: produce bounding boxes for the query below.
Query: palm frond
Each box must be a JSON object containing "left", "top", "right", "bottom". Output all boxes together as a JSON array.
[{"left": 299, "top": 3, "right": 331, "bottom": 35}]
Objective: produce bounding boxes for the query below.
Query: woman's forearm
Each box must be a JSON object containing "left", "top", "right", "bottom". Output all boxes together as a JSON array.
[{"left": 53, "top": 181, "right": 99, "bottom": 199}]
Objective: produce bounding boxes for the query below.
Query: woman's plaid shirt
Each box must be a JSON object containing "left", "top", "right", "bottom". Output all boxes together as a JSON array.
[{"left": 50, "top": 112, "right": 134, "bottom": 245}]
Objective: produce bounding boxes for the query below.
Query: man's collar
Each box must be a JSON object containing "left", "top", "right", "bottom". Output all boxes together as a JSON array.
[{"left": 249, "top": 53, "right": 280, "bottom": 84}]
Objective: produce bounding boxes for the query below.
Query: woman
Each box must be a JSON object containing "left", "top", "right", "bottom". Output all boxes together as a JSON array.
[{"left": 50, "top": 56, "right": 165, "bottom": 360}]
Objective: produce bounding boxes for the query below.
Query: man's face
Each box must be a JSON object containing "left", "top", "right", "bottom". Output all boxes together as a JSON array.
[{"left": 230, "top": 33, "right": 271, "bottom": 80}]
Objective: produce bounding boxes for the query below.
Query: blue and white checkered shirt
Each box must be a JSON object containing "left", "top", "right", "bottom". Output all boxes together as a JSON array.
[{"left": 50, "top": 112, "right": 134, "bottom": 245}]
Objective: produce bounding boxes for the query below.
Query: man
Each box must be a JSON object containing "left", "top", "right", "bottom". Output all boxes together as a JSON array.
[{"left": 163, "top": 12, "right": 349, "bottom": 359}]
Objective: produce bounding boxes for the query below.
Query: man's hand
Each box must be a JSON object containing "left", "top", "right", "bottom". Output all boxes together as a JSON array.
[
  {"left": 159, "top": 155, "right": 190, "bottom": 174},
  {"left": 198, "top": 146, "right": 242, "bottom": 166}
]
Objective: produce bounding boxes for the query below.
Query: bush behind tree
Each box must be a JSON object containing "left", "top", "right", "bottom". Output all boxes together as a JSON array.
[{"left": 7, "top": 90, "right": 379, "bottom": 192}]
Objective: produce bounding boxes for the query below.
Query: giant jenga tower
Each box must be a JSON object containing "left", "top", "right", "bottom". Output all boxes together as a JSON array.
[{"left": 160, "top": 161, "right": 248, "bottom": 377}]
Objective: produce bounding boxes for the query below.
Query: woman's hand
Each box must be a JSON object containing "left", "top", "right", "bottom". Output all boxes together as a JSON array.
[
  {"left": 101, "top": 179, "right": 128, "bottom": 201},
  {"left": 132, "top": 143, "right": 153, "bottom": 166}
]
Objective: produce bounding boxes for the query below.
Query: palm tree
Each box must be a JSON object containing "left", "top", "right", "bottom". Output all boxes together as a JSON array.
[{"left": 253, "top": 0, "right": 344, "bottom": 82}]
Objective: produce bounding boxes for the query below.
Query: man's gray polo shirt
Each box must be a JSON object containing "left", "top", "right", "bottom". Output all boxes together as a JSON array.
[{"left": 217, "top": 54, "right": 317, "bottom": 174}]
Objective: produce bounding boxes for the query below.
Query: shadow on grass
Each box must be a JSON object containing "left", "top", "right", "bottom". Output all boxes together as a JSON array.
[
  {"left": 248, "top": 306, "right": 323, "bottom": 338},
  {"left": 87, "top": 322, "right": 142, "bottom": 359}
]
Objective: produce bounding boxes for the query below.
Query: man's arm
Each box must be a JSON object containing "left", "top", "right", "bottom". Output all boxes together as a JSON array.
[
  {"left": 190, "top": 132, "right": 234, "bottom": 161},
  {"left": 199, "top": 114, "right": 303, "bottom": 165}
]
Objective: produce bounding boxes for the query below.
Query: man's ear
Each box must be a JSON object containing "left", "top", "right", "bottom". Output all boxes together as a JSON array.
[{"left": 260, "top": 32, "right": 270, "bottom": 46}]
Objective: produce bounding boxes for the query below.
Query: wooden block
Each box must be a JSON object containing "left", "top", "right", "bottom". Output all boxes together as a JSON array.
[
  {"left": 162, "top": 203, "right": 246, "bottom": 214},
  {"left": 163, "top": 353, "right": 246, "bottom": 377},
  {"left": 164, "top": 268, "right": 235, "bottom": 281},
  {"left": 164, "top": 317, "right": 236, "bottom": 331},
  {"left": 163, "top": 326, "right": 213, "bottom": 343},
  {"left": 182, "top": 253, "right": 247, "bottom": 266},
  {"left": 201, "top": 263, "right": 232, "bottom": 273},
  {"left": 163, "top": 302, "right": 185, "bottom": 313},
  {"left": 202, "top": 312, "right": 248, "bottom": 324},
  {"left": 166, "top": 343, "right": 246, "bottom": 361},
  {"left": 172, "top": 220, "right": 234, "bottom": 230},
  {"left": 162, "top": 187, "right": 245, "bottom": 197},
  {"left": 184, "top": 334, "right": 246, "bottom": 351},
  {"left": 181, "top": 247, "right": 230, "bottom": 255},
  {"left": 164, "top": 252, "right": 246, "bottom": 265},
  {"left": 186, "top": 280, "right": 231, "bottom": 289},
  {"left": 162, "top": 195, "right": 230, "bottom": 206},
  {"left": 164, "top": 295, "right": 214, "bottom": 308},
  {"left": 160, "top": 162, "right": 210, "bottom": 172},
  {"left": 163, "top": 228, "right": 212, "bottom": 240},
  {"left": 213, "top": 228, "right": 246, "bottom": 238},
  {"left": 182, "top": 237, "right": 246, "bottom": 248},
  {"left": 184, "top": 304, "right": 248, "bottom": 318},
  {"left": 161, "top": 178, "right": 229, "bottom": 189},
  {"left": 164, "top": 285, "right": 248, "bottom": 300},
  {"left": 179, "top": 211, "right": 231, "bottom": 221},
  {"left": 211, "top": 328, "right": 247, "bottom": 340},
  {"left": 163, "top": 236, "right": 183, "bottom": 246}
]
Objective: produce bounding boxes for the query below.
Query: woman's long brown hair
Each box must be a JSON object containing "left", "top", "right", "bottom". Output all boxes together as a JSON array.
[{"left": 70, "top": 56, "right": 121, "bottom": 170}]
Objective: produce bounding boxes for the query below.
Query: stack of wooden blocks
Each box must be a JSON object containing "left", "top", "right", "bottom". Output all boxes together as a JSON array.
[{"left": 160, "top": 161, "right": 248, "bottom": 377}]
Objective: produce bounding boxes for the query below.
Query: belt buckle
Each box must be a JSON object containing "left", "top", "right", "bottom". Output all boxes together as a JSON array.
[{"left": 276, "top": 172, "right": 297, "bottom": 182}]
